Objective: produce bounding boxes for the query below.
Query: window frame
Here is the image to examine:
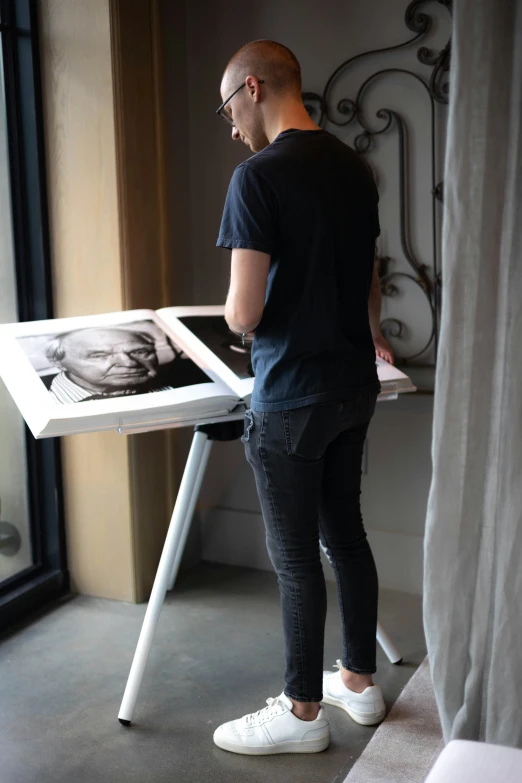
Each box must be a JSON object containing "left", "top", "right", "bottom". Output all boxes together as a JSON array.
[{"left": 0, "top": 0, "right": 67, "bottom": 633}]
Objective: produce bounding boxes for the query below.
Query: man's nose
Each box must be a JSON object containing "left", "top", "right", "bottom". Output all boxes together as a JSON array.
[
  {"left": 115, "top": 352, "right": 139, "bottom": 366},
  {"left": 232, "top": 126, "right": 240, "bottom": 141}
]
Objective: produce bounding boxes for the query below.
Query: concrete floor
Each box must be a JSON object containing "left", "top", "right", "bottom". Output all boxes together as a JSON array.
[{"left": 0, "top": 563, "right": 426, "bottom": 783}]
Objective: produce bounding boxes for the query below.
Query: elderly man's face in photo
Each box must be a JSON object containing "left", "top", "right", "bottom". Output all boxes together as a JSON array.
[{"left": 56, "top": 329, "right": 159, "bottom": 392}]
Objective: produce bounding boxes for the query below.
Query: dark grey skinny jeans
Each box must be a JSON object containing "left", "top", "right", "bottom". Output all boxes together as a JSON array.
[{"left": 242, "top": 383, "right": 380, "bottom": 702}]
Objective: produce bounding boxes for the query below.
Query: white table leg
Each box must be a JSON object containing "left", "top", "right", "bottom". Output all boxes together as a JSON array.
[
  {"left": 167, "top": 437, "right": 213, "bottom": 591},
  {"left": 376, "top": 621, "right": 402, "bottom": 664},
  {"left": 118, "top": 429, "right": 210, "bottom": 725}
]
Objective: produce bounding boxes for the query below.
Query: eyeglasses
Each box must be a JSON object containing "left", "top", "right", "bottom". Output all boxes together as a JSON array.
[{"left": 216, "top": 80, "right": 265, "bottom": 126}]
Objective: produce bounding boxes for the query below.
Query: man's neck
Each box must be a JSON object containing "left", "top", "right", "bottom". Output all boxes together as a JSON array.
[{"left": 265, "top": 107, "right": 322, "bottom": 144}]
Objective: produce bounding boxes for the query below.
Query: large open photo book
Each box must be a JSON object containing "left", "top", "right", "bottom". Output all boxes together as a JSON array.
[{"left": 0, "top": 305, "right": 416, "bottom": 438}]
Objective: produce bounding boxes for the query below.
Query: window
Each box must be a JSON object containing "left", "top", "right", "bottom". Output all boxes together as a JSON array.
[{"left": 0, "top": 0, "right": 67, "bottom": 632}]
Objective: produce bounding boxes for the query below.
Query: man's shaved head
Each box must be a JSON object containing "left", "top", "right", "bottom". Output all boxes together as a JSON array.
[
  {"left": 219, "top": 40, "right": 316, "bottom": 153},
  {"left": 223, "top": 40, "right": 301, "bottom": 97}
]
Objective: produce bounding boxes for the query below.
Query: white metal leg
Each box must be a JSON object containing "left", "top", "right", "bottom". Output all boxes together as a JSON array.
[
  {"left": 118, "top": 430, "right": 210, "bottom": 725},
  {"left": 376, "top": 621, "right": 402, "bottom": 664},
  {"left": 320, "top": 541, "right": 403, "bottom": 665},
  {"left": 167, "top": 437, "right": 213, "bottom": 591}
]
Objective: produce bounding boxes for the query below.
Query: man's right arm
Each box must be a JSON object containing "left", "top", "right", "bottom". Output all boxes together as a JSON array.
[{"left": 369, "top": 258, "right": 395, "bottom": 365}]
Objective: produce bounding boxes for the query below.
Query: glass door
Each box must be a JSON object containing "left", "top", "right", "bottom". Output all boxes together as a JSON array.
[
  {"left": 0, "top": 30, "right": 32, "bottom": 583},
  {"left": 0, "top": 0, "right": 67, "bottom": 632}
]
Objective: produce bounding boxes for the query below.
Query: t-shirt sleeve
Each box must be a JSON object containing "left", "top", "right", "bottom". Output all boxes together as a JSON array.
[{"left": 216, "top": 163, "right": 277, "bottom": 254}]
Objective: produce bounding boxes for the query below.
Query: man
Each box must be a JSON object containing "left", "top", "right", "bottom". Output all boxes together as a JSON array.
[
  {"left": 214, "top": 40, "right": 394, "bottom": 756},
  {"left": 46, "top": 328, "right": 175, "bottom": 403}
]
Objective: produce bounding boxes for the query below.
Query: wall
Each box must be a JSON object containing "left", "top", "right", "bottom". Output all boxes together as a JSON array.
[
  {"left": 158, "top": 0, "right": 203, "bottom": 573},
  {"left": 159, "top": 0, "right": 193, "bottom": 307},
  {"left": 166, "top": 0, "right": 451, "bottom": 593}
]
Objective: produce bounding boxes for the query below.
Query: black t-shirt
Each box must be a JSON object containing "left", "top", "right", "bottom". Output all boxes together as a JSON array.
[{"left": 217, "top": 128, "right": 381, "bottom": 411}]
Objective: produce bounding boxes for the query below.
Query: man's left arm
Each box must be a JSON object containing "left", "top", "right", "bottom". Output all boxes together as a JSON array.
[
  {"left": 225, "top": 248, "right": 270, "bottom": 335},
  {"left": 217, "top": 164, "right": 276, "bottom": 335},
  {"left": 369, "top": 257, "right": 394, "bottom": 365}
]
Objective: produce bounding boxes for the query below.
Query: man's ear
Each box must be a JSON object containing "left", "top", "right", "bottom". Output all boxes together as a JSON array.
[{"left": 245, "top": 75, "right": 261, "bottom": 102}]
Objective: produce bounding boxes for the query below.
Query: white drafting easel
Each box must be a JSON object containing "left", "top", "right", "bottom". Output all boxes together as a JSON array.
[{"left": 116, "top": 409, "right": 402, "bottom": 726}]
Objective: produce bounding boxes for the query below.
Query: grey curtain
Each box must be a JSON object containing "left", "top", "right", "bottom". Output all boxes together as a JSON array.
[{"left": 424, "top": 0, "right": 522, "bottom": 746}]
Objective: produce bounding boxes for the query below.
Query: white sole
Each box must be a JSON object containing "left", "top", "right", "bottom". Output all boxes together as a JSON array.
[
  {"left": 213, "top": 734, "right": 330, "bottom": 755},
  {"left": 321, "top": 693, "right": 385, "bottom": 726}
]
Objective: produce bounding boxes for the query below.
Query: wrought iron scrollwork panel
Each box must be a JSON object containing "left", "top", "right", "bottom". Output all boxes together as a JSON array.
[{"left": 303, "top": 0, "right": 452, "bottom": 367}]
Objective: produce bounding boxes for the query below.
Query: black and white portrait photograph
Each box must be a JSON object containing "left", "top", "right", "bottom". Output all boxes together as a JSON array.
[
  {"left": 16, "top": 320, "right": 210, "bottom": 405},
  {"left": 178, "top": 315, "right": 254, "bottom": 380}
]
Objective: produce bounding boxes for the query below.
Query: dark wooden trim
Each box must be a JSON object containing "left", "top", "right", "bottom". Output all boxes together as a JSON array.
[
  {"left": 109, "top": 0, "right": 177, "bottom": 601},
  {"left": 110, "top": 0, "right": 165, "bottom": 309}
]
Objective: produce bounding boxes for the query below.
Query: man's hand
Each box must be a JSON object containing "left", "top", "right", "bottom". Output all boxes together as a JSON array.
[{"left": 373, "top": 332, "right": 395, "bottom": 365}]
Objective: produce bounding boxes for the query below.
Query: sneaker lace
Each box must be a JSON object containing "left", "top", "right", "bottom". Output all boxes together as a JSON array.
[
  {"left": 333, "top": 659, "right": 342, "bottom": 671},
  {"left": 245, "top": 696, "right": 285, "bottom": 727}
]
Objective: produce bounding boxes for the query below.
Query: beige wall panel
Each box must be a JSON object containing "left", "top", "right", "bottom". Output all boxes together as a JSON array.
[
  {"left": 61, "top": 433, "right": 134, "bottom": 600},
  {"left": 39, "top": 0, "right": 135, "bottom": 600},
  {"left": 38, "top": 0, "right": 123, "bottom": 316}
]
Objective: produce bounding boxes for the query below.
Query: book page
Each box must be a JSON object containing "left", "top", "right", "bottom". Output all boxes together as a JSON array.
[
  {"left": 375, "top": 356, "right": 417, "bottom": 393},
  {"left": 157, "top": 305, "right": 416, "bottom": 399},
  {"left": 156, "top": 305, "right": 254, "bottom": 401},
  {"left": 0, "top": 309, "right": 238, "bottom": 438}
]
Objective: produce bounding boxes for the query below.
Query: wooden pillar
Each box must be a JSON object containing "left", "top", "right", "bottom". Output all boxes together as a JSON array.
[{"left": 38, "top": 0, "right": 184, "bottom": 601}]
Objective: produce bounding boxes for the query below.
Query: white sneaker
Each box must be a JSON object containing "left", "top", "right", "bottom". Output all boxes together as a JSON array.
[
  {"left": 322, "top": 660, "right": 386, "bottom": 726},
  {"left": 213, "top": 693, "right": 330, "bottom": 755}
]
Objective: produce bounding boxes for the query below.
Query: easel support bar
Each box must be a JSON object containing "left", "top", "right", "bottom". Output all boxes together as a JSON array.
[{"left": 118, "top": 429, "right": 210, "bottom": 725}]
